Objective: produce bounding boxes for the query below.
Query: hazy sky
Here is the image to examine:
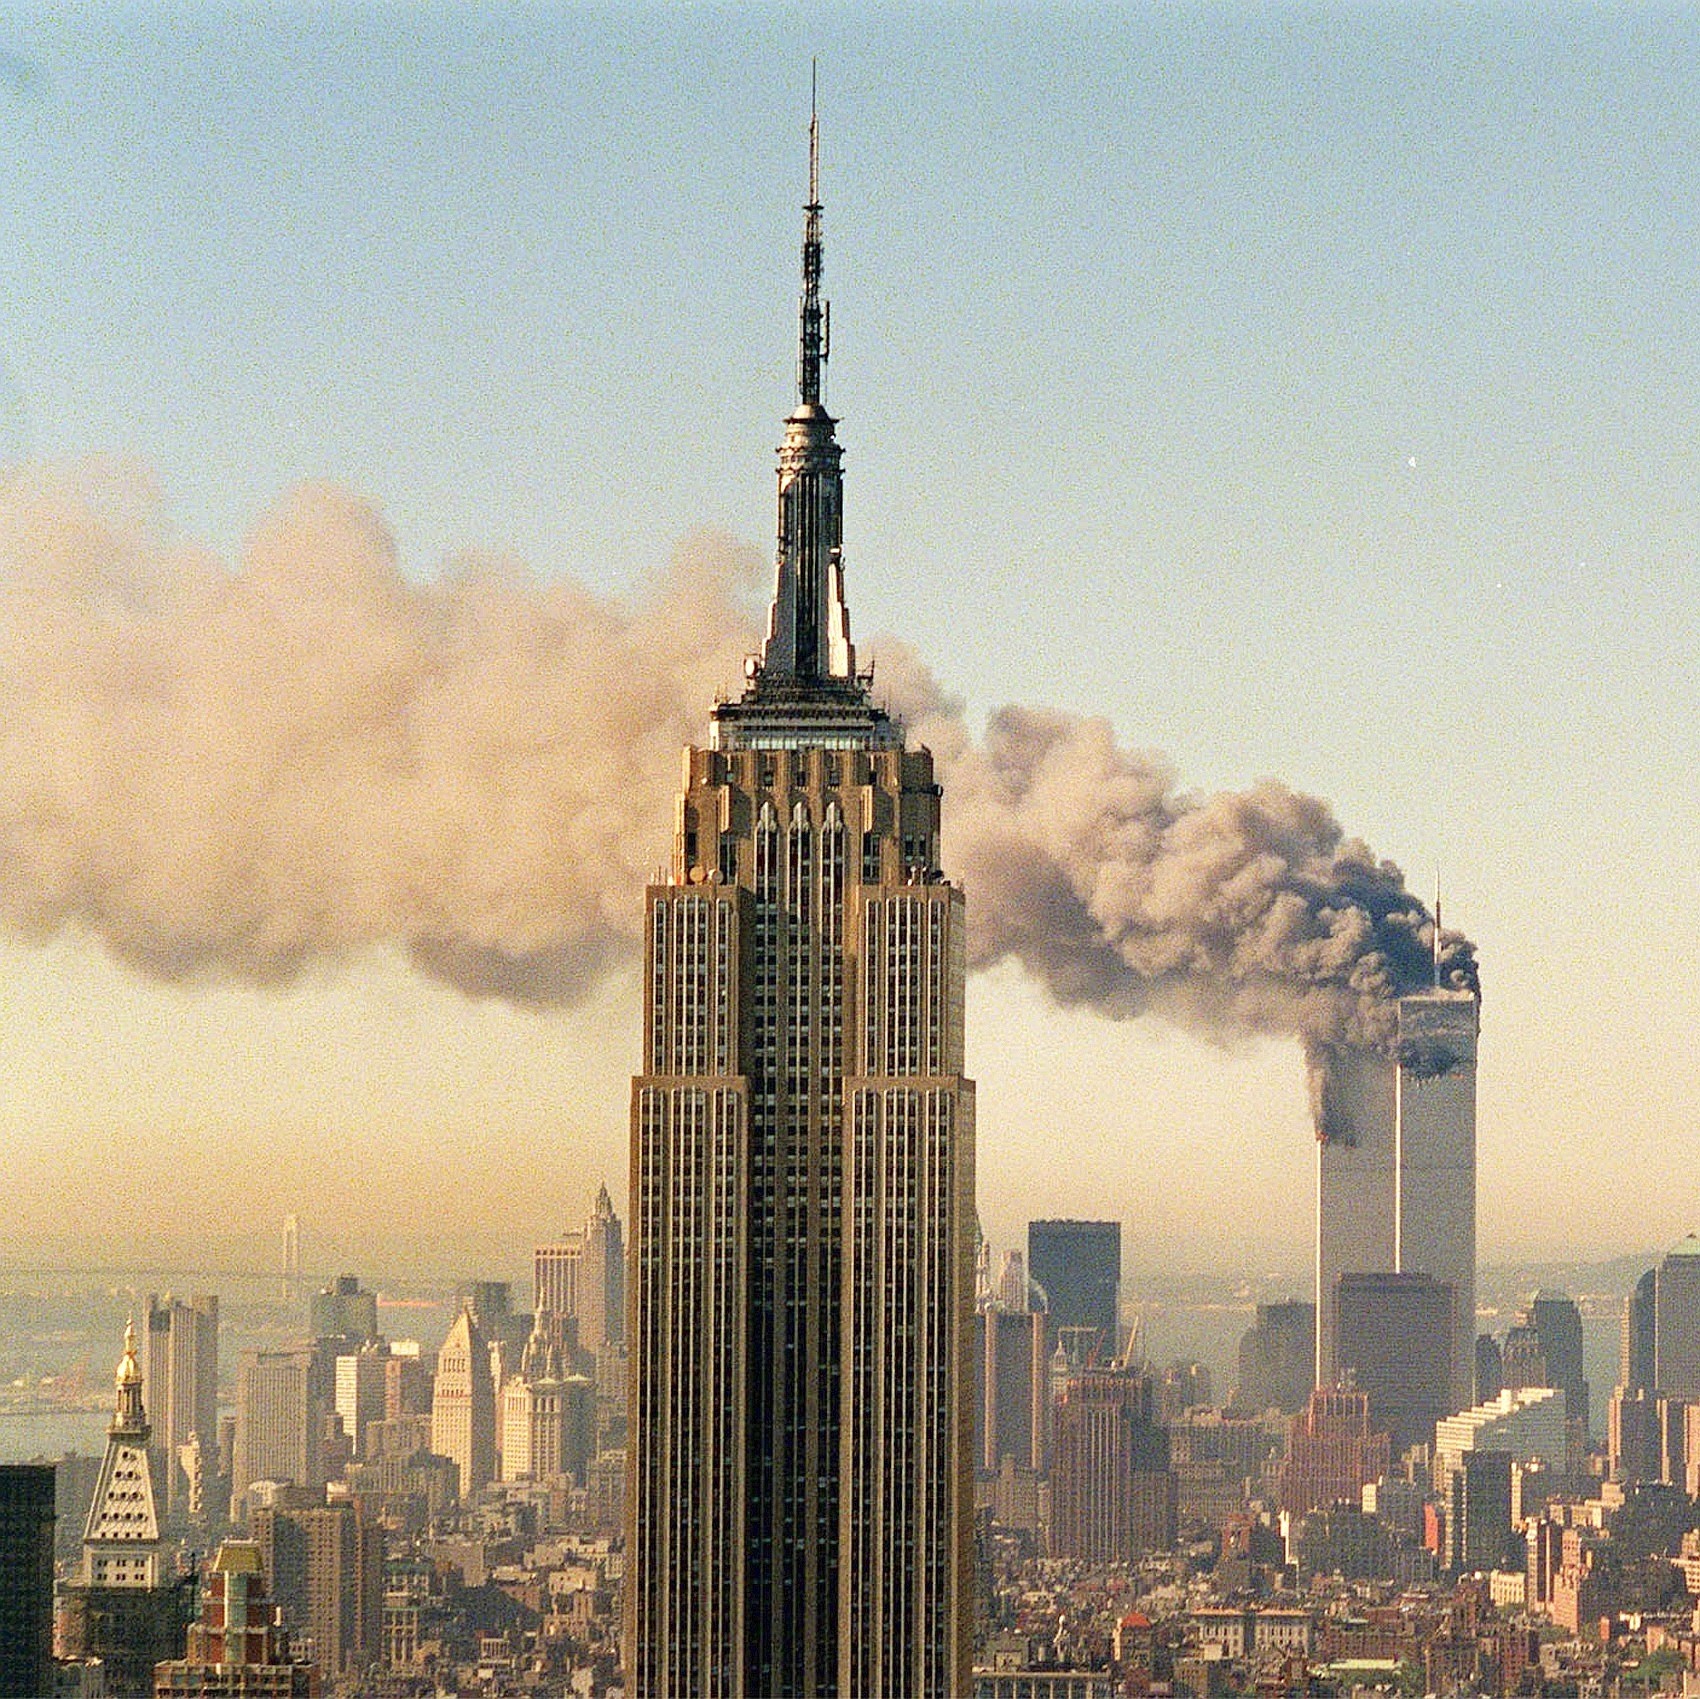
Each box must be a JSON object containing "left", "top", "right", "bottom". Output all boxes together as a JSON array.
[{"left": 0, "top": 5, "right": 1697, "bottom": 1293}]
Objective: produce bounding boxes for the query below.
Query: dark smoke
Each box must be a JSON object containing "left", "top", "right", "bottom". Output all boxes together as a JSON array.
[{"left": 0, "top": 467, "right": 1476, "bottom": 1045}]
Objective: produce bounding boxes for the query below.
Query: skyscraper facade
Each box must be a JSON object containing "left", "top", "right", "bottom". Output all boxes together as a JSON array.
[
  {"left": 579, "top": 1183, "right": 625, "bottom": 1353},
  {"left": 61, "top": 1324, "right": 197, "bottom": 1697},
  {"left": 534, "top": 1183, "right": 626, "bottom": 1352},
  {"left": 1049, "top": 1365, "right": 1175, "bottom": 1562},
  {"left": 252, "top": 1502, "right": 384, "bottom": 1678},
  {"left": 1027, "top": 1220, "right": 1121, "bottom": 1362},
  {"left": 1622, "top": 1266, "right": 1657, "bottom": 1394},
  {"left": 1332, "top": 1271, "right": 1452, "bottom": 1455},
  {"left": 1394, "top": 987, "right": 1480, "bottom": 1412},
  {"left": 431, "top": 1304, "right": 496, "bottom": 1502},
  {"left": 143, "top": 1293, "right": 219, "bottom": 1527},
  {"left": 0, "top": 1464, "right": 54, "bottom": 1699},
  {"left": 1315, "top": 984, "right": 1480, "bottom": 1410},
  {"left": 1654, "top": 1235, "right": 1700, "bottom": 1399},
  {"left": 1503, "top": 1290, "right": 1589, "bottom": 1454},
  {"left": 627, "top": 115, "right": 974, "bottom": 1699},
  {"left": 1234, "top": 1299, "right": 1316, "bottom": 1416},
  {"left": 232, "top": 1347, "right": 332, "bottom": 1517}
]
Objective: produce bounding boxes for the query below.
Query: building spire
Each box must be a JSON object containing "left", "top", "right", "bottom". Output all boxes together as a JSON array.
[
  {"left": 1433, "top": 879, "right": 1443, "bottom": 989},
  {"left": 746, "top": 72, "right": 857, "bottom": 692},
  {"left": 799, "top": 60, "right": 827, "bottom": 407},
  {"left": 712, "top": 72, "right": 899, "bottom": 751},
  {"left": 113, "top": 1314, "right": 145, "bottom": 1433}
]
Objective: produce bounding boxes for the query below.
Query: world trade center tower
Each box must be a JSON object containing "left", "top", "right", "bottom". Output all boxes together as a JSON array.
[{"left": 626, "top": 113, "right": 976, "bottom": 1699}]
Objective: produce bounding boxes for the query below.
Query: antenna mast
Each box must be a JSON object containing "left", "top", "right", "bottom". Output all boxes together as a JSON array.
[
  {"left": 1432, "top": 879, "right": 1443, "bottom": 989},
  {"left": 799, "top": 60, "right": 827, "bottom": 405}
]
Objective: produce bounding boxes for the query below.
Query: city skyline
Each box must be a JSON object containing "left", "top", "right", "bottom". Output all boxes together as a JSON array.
[{"left": 1, "top": 10, "right": 1698, "bottom": 1276}]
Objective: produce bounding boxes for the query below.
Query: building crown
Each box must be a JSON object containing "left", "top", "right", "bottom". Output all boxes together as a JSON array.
[{"left": 712, "top": 82, "right": 899, "bottom": 754}]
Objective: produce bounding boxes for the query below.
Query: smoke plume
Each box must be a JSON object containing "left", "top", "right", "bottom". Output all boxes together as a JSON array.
[{"left": 0, "top": 468, "right": 1474, "bottom": 1043}]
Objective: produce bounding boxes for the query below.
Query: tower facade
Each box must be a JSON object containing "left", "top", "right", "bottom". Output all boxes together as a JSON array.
[
  {"left": 431, "top": 1304, "right": 495, "bottom": 1502},
  {"left": 144, "top": 1292, "right": 219, "bottom": 1525},
  {"left": 1027, "top": 1219, "right": 1121, "bottom": 1362},
  {"left": 1654, "top": 1235, "right": 1700, "bottom": 1399},
  {"left": 0, "top": 1464, "right": 55, "bottom": 1699},
  {"left": 1394, "top": 987, "right": 1479, "bottom": 1413},
  {"left": 1049, "top": 1365, "right": 1175, "bottom": 1562},
  {"left": 1314, "top": 984, "right": 1480, "bottom": 1411},
  {"left": 61, "top": 1323, "right": 197, "bottom": 1696},
  {"left": 627, "top": 112, "right": 974, "bottom": 1699},
  {"left": 82, "top": 1321, "right": 165, "bottom": 1590}
]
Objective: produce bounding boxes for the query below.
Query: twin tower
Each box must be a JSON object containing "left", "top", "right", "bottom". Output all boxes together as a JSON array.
[{"left": 1315, "top": 985, "right": 1482, "bottom": 1414}]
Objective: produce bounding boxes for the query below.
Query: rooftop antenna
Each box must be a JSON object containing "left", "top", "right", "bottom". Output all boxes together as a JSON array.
[
  {"left": 1432, "top": 877, "right": 1443, "bottom": 989},
  {"left": 798, "top": 59, "right": 827, "bottom": 405}
]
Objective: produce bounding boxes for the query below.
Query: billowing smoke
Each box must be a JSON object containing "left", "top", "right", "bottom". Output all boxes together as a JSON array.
[{"left": 0, "top": 468, "right": 1475, "bottom": 1043}]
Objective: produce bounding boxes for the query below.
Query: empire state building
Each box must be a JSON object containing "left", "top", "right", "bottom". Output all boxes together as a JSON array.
[{"left": 627, "top": 113, "right": 975, "bottom": 1699}]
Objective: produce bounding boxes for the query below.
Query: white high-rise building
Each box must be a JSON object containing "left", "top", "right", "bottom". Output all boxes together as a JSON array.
[
  {"left": 1433, "top": 1385, "right": 1565, "bottom": 1492},
  {"left": 1395, "top": 988, "right": 1480, "bottom": 1412},
  {"left": 1315, "top": 985, "right": 1480, "bottom": 1412},
  {"left": 1314, "top": 1047, "right": 1397, "bottom": 1392}
]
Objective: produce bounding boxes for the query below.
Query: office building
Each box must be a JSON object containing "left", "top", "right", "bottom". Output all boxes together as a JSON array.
[
  {"left": 1622, "top": 1266, "right": 1656, "bottom": 1394},
  {"left": 1502, "top": 1290, "right": 1588, "bottom": 1464},
  {"left": 628, "top": 112, "right": 974, "bottom": 1698},
  {"left": 1049, "top": 1365, "right": 1175, "bottom": 1562},
  {"left": 333, "top": 1342, "right": 389, "bottom": 1462},
  {"left": 1333, "top": 1271, "right": 1452, "bottom": 1456},
  {"left": 1655, "top": 1235, "right": 1700, "bottom": 1398},
  {"left": 1313, "top": 1046, "right": 1397, "bottom": 1392},
  {"left": 1475, "top": 1333, "right": 1503, "bottom": 1405},
  {"left": 975, "top": 1298, "right": 1047, "bottom": 1477},
  {"left": 1233, "top": 1299, "right": 1315, "bottom": 1416},
  {"left": 1314, "top": 984, "right": 1480, "bottom": 1410},
  {"left": 383, "top": 1350, "right": 431, "bottom": 1421},
  {"left": 501, "top": 1315, "right": 595, "bottom": 1484},
  {"left": 252, "top": 1502, "right": 383, "bottom": 1679},
  {"left": 232, "top": 1349, "right": 333, "bottom": 1516},
  {"left": 143, "top": 1293, "right": 219, "bottom": 1527},
  {"left": 1393, "top": 987, "right": 1479, "bottom": 1411},
  {"left": 153, "top": 1538, "right": 314, "bottom": 1696},
  {"left": 1027, "top": 1220, "right": 1120, "bottom": 1363},
  {"left": 1433, "top": 1387, "right": 1567, "bottom": 1496},
  {"left": 431, "top": 1304, "right": 495, "bottom": 1501},
  {"left": 61, "top": 1323, "right": 196, "bottom": 1696},
  {"left": 307, "top": 1276, "right": 376, "bottom": 1348},
  {"left": 0, "top": 1464, "right": 54, "bottom": 1699},
  {"left": 1609, "top": 1387, "right": 1660, "bottom": 1484},
  {"left": 579, "top": 1183, "right": 625, "bottom": 1352},
  {"left": 534, "top": 1237, "right": 581, "bottom": 1320},
  {"left": 1446, "top": 1449, "right": 1515, "bottom": 1574},
  {"left": 535, "top": 1184, "right": 626, "bottom": 1354},
  {"left": 1277, "top": 1388, "right": 1391, "bottom": 1517}
]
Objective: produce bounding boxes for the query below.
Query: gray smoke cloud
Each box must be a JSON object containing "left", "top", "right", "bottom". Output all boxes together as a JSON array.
[{"left": 0, "top": 469, "right": 1475, "bottom": 1043}]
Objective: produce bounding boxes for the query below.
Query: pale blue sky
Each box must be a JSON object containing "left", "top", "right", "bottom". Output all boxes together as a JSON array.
[{"left": 0, "top": 6, "right": 1696, "bottom": 1284}]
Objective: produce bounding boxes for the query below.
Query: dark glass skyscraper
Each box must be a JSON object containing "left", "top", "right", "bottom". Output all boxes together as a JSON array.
[
  {"left": 627, "top": 112, "right": 975, "bottom": 1699},
  {"left": 0, "top": 1465, "right": 54, "bottom": 1699},
  {"left": 1028, "top": 1219, "right": 1121, "bottom": 1361}
]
